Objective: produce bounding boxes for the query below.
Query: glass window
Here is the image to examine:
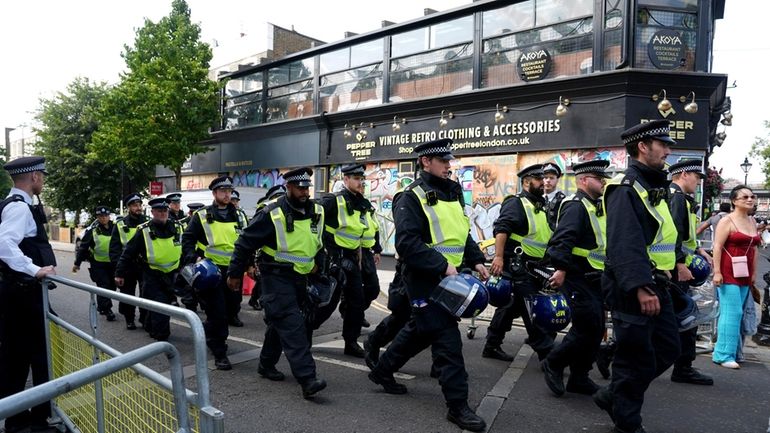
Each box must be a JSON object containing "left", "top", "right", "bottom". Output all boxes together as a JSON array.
[
  {"left": 350, "top": 39, "right": 383, "bottom": 67},
  {"left": 483, "top": 1, "right": 534, "bottom": 37},
  {"left": 320, "top": 48, "right": 350, "bottom": 74},
  {"left": 390, "top": 43, "right": 474, "bottom": 102},
  {"left": 392, "top": 27, "right": 429, "bottom": 58},
  {"left": 320, "top": 64, "right": 383, "bottom": 113},
  {"left": 640, "top": 0, "right": 698, "bottom": 10},
  {"left": 266, "top": 80, "right": 313, "bottom": 123},
  {"left": 536, "top": 0, "right": 594, "bottom": 27},
  {"left": 268, "top": 58, "right": 314, "bottom": 86},
  {"left": 392, "top": 16, "right": 473, "bottom": 58},
  {"left": 224, "top": 92, "right": 263, "bottom": 129},
  {"left": 635, "top": 8, "right": 698, "bottom": 70}
]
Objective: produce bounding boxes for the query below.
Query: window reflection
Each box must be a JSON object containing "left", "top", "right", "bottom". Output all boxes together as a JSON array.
[
  {"left": 223, "top": 72, "right": 264, "bottom": 129},
  {"left": 392, "top": 16, "right": 473, "bottom": 58},
  {"left": 320, "top": 64, "right": 383, "bottom": 113},
  {"left": 390, "top": 43, "right": 473, "bottom": 102},
  {"left": 635, "top": 8, "right": 697, "bottom": 70}
]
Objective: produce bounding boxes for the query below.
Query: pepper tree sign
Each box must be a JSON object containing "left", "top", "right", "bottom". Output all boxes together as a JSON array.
[
  {"left": 517, "top": 47, "right": 552, "bottom": 82},
  {"left": 648, "top": 29, "right": 686, "bottom": 70}
]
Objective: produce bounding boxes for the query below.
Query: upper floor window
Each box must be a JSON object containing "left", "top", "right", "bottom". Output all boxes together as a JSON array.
[{"left": 391, "top": 16, "right": 474, "bottom": 58}]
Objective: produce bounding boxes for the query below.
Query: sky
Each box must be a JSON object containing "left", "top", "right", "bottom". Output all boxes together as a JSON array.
[{"left": 1, "top": 0, "right": 767, "bottom": 183}]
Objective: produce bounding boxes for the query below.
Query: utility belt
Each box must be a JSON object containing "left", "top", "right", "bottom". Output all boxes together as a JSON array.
[
  {"left": 0, "top": 270, "right": 43, "bottom": 291},
  {"left": 257, "top": 258, "right": 299, "bottom": 277}
]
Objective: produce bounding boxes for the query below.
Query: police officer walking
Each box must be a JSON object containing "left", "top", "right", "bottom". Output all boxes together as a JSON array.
[
  {"left": 247, "top": 185, "right": 287, "bottom": 311},
  {"left": 667, "top": 159, "right": 714, "bottom": 386},
  {"left": 167, "top": 193, "right": 185, "bottom": 222},
  {"left": 182, "top": 176, "right": 247, "bottom": 370},
  {"left": 367, "top": 139, "right": 489, "bottom": 432},
  {"left": 226, "top": 168, "right": 327, "bottom": 399},
  {"left": 541, "top": 160, "right": 610, "bottom": 397},
  {"left": 73, "top": 205, "right": 117, "bottom": 321},
  {"left": 543, "top": 162, "right": 566, "bottom": 231},
  {"left": 0, "top": 156, "right": 58, "bottom": 433},
  {"left": 174, "top": 202, "right": 205, "bottom": 312},
  {"left": 594, "top": 120, "right": 681, "bottom": 433},
  {"left": 484, "top": 164, "right": 554, "bottom": 362},
  {"left": 110, "top": 193, "right": 148, "bottom": 330},
  {"left": 313, "top": 163, "right": 381, "bottom": 357},
  {"left": 115, "top": 198, "right": 183, "bottom": 341}
]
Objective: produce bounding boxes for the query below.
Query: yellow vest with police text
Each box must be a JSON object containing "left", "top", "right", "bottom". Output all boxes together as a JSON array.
[
  {"left": 411, "top": 185, "right": 469, "bottom": 267},
  {"left": 325, "top": 194, "right": 379, "bottom": 249},
  {"left": 140, "top": 223, "right": 183, "bottom": 273},
  {"left": 117, "top": 219, "right": 140, "bottom": 246},
  {"left": 564, "top": 195, "right": 607, "bottom": 270},
  {"left": 262, "top": 203, "right": 324, "bottom": 274},
  {"left": 92, "top": 229, "right": 112, "bottom": 263},
  {"left": 198, "top": 207, "right": 248, "bottom": 266},
  {"left": 508, "top": 196, "right": 552, "bottom": 259},
  {"left": 670, "top": 188, "right": 699, "bottom": 266}
]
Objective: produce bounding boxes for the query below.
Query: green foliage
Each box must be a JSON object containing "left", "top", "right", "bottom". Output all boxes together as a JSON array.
[
  {"left": 703, "top": 167, "right": 725, "bottom": 208},
  {"left": 90, "top": 0, "right": 220, "bottom": 190},
  {"left": 750, "top": 120, "right": 770, "bottom": 188},
  {"left": 35, "top": 77, "right": 129, "bottom": 216},
  {"left": 0, "top": 155, "right": 10, "bottom": 197}
]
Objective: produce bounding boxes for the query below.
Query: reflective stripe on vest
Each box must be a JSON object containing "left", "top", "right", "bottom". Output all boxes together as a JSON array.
[
  {"left": 567, "top": 195, "right": 607, "bottom": 270},
  {"left": 509, "top": 197, "right": 552, "bottom": 258},
  {"left": 361, "top": 210, "right": 379, "bottom": 249},
  {"left": 141, "top": 225, "right": 182, "bottom": 273},
  {"left": 683, "top": 201, "right": 699, "bottom": 266},
  {"left": 262, "top": 203, "right": 324, "bottom": 274},
  {"left": 412, "top": 185, "right": 469, "bottom": 267},
  {"left": 92, "top": 231, "right": 111, "bottom": 263},
  {"left": 117, "top": 220, "right": 139, "bottom": 246},
  {"left": 198, "top": 208, "right": 247, "bottom": 266},
  {"left": 325, "top": 195, "right": 367, "bottom": 249},
  {"left": 605, "top": 175, "right": 677, "bottom": 271}
]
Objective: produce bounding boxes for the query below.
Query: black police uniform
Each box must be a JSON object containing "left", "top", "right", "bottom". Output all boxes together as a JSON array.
[
  {"left": 369, "top": 168, "right": 486, "bottom": 421},
  {"left": 75, "top": 212, "right": 116, "bottom": 319},
  {"left": 543, "top": 163, "right": 566, "bottom": 232},
  {"left": 247, "top": 189, "right": 286, "bottom": 310},
  {"left": 668, "top": 169, "right": 713, "bottom": 385},
  {"left": 484, "top": 189, "right": 555, "bottom": 360},
  {"left": 0, "top": 157, "right": 56, "bottom": 431},
  {"left": 227, "top": 194, "right": 325, "bottom": 389},
  {"left": 600, "top": 157, "right": 681, "bottom": 432},
  {"left": 110, "top": 196, "right": 149, "bottom": 328},
  {"left": 116, "top": 217, "right": 182, "bottom": 341},
  {"left": 174, "top": 203, "right": 204, "bottom": 311},
  {"left": 167, "top": 193, "right": 185, "bottom": 223},
  {"left": 182, "top": 195, "right": 244, "bottom": 365},
  {"left": 543, "top": 189, "right": 605, "bottom": 395},
  {"left": 312, "top": 183, "right": 381, "bottom": 354},
  {"left": 364, "top": 258, "right": 411, "bottom": 368}
]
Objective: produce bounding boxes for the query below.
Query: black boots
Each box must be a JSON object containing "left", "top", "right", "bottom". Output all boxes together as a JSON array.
[
  {"left": 363, "top": 338, "right": 379, "bottom": 370},
  {"left": 447, "top": 402, "right": 486, "bottom": 432},
  {"left": 300, "top": 377, "right": 327, "bottom": 399},
  {"left": 368, "top": 370, "right": 407, "bottom": 394},
  {"left": 344, "top": 341, "right": 365, "bottom": 358},
  {"left": 258, "top": 363, "right": 285, "bottom": 381},
  {"left": 671, "top": 366, "right": 714, "bottom": 385},
  {"left": 482, "top": 344, "right": 514, "bottom": 362},
  {"left": 541, "top": 359, "right": 565, "bottom": 396}
]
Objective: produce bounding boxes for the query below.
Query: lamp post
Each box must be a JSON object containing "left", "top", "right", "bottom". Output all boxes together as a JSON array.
[{"left": 740, "top": 157, "right": 753, "bottom": 186}]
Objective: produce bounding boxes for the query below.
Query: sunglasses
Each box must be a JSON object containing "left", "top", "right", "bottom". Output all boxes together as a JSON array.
[{"left": 736, "top": 194, "right": 757, "bottom": 201}]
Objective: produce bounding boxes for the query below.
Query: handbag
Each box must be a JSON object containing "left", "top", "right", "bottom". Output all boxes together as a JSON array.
[{"left": 722, "top": 244, "right": 752, "bottom": 278}]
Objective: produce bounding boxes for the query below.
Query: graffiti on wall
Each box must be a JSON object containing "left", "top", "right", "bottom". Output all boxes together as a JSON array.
[{"left": 230, "top": 168, "right": 286, "bottom": 189}]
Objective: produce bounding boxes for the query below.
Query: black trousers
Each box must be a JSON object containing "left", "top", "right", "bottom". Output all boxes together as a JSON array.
[
  {"left": 485, "top": 277, "right": 555, "bottom": 357},
  {"left": 117, "top": 266, "right": 146, "bottom": 324},
  {"left": 259, "top": 270, "right": 316, "bottom": 381},
  {"left": 368, "top": 270, "right": 411, "bottom": 349},
  {"left": 546, "top": 276, "right": 604, "bottom": 377},
  {"left": 313, "top": 252, "right": 365, "bottom": 343},
  {"left": 89, "top": 261, "right": 115, "bottom": 313},
  {"left": 141, "top": 271, "right": 176, "bottom": 340},
  {"left": 671, "top": 280, "right": 698, "bottom": 371},
  {"left": 225, "top": 270, "right": 242, "bottom": 320},
  {"left": 360, "top": 249, "right": 381, "bottom": 310},
  {"left": 197, "top": 266, "right": 230, "bottom": 358},
  {"left": 374, "top": 303, "right": 469, "bottom": 404},
  {"left": 0, "top": 280, "right": 51, "bottom": 430},
  {"left": 610, "top": 286, "right": 680, "bottom": 431}
]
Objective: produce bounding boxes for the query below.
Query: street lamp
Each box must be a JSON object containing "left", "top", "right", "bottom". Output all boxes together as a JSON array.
[{"left": 740, "top": 157, "right": 753, "bottom": 185}]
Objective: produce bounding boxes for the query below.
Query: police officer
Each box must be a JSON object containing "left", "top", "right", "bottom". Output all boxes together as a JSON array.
[
  {"left": 667, "top": 159, "right": 714, "bottom": 386},
  {"left": 0, "top": 156, "right": 57, "bottom": 433},
  {"left": 167, "top": 193, "right": 185, "bottom": 222},
  {"left": 115, "top": 198, "right": 183, "bottom": 341},
  {"left": 73, "top": 205, "right": 117, "bottom": 321},
  {"left": 174, "top": 202, "right": 205, "bottom": 312},
  {"left": 313, "top": 163, "right": 381, "bottom": 357},
  {"left": 182, "top": 176, "right": 247, "bottom": 370},
  {"left": 484, "top": 163, "right": 554, "bottom": 362},
  {"left": 594, "top": 119, "right": 681, "bottom": 433},
  {"left": 541, "top": 160, "right": 610, "bottom": 397},
  {"left": 247, "top": 185, "right": 287, "bottom": 311},
  {"left": 226, "top": 167, "right": 327, "bottom": 399},
  {"left": 543, "top": 162, "right": 565, "bottom": 231},
  {"left": 368, "top": 139, "right": 488, "bottom": 432},
  {"left": 364, "top": 258, "right": 410, "bottom": 370},
  {"left": 110, "top": 193, "right": 149, "bottom": 330}
]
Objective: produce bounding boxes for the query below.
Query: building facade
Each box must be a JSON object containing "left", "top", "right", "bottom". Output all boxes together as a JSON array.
[{"left": 178, "top": 0, "right": 729, "bottom": 254}]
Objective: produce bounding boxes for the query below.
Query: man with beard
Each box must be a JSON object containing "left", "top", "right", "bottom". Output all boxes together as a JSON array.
[
  {"left": 543, "top": 162, "right": 565, "bottom": 231},
  {"left": 483, "top": 164, "right": 554, "bottom": 362},
  {"left": 594, "top": 119, "right": 681, "bottom": 433},
  {"left": 227, "top": 168, "right": 327, "bottom": 399},
  {"left": 167, "top": 193, "right": 185, "bottom": 222},
  {"left": 115, "top": 198, "right": 183, "bottom": 341},
  {"left": 110, "top": 193, "right": 148, "bottom": 330},
  {"left": 541, "top": 160, "right": 611, "bottom": 397},
  {"left": 182, "top": 175, "right": 248, "bottom": 370},
  {"left": 312, "top": 163, "right": 381, "bottom": 357},
  {"left": 367, "top": 139, "right": 489, "bottom": 432},
  {"left": 73, "top": 205, "right": 117, "bottom": 321},
  {"left": 0, "top": 156, "right": 58, "bottom": 433}
]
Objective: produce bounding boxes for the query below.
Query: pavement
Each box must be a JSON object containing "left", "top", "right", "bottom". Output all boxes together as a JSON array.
[{"left": 42, "top": 241, "right": 770, "bottom": 433}]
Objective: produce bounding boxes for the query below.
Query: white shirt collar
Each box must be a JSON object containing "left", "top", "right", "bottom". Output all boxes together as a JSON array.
[{"left": 8, "top": 187, "right": 33, "bottom": 205}]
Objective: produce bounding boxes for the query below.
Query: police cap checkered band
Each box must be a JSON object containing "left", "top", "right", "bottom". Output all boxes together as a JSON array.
[
  {"left": 3, "top": 156, "right": 47, "bottom": 175},
  {"left": 517, "top": 163, "right": 544, "bottom": 179},
  {"left": 414, "top": 139, "right": 455, "bottom": 160},
  {"left": 284, "top": 167, "right": 313, "bottom": 186},
  {"left": 572, "top": 160, "right": 611, "bottom": 178},
  {"left": 123, "top": 193, "right": 142, "bottom": 205},
  {"left": 208, "top": 176, "right": 233, "bottom": 190},
  {"left": 621, "top": 119, "right": 676, "bottom": 145},
  {"left": 542, "top": 163, "right": 562, "bottom": 176},
  {"left": 668, "top": 159, "right": 705, "bottom": 176},
  {"left": 285, "top": 172, "right": 311, "bottom": 183}
]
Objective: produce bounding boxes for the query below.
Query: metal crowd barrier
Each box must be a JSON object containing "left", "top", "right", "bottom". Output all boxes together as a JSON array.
[{"left": 0, "top": 276, "right": 224, "bottom": 433}]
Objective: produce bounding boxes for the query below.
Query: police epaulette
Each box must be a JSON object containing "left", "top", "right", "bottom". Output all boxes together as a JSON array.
[
  {"left": 618, "top": 174, "right": 636, "bottom": 186},
  {"left": 137, "top": 221, "right": 151, "bottom": 230},
  {"left": 115, "top": 215, "right": 125, "bottom": 222},
  {"left": 263, "top": 201, "right": 281, "bottom": 213}
]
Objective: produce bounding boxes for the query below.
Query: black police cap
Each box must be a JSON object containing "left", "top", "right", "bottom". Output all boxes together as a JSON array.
[
  {"left": 3, "top": 156, "right": 47, "bottom": 175},
  {"left": 231, "top": 189, "right": 241, "bottom": 200},
  {"left": 264, "top": 184, "right": 287, "bottom": 201},
  {"left": 187, "top": 202, "right": 205, "bottom": 211},
  {"left": 166, "top": 193, "right": 182, "bottom": 202},
  {"left": 94, "top": 205, "right": 111, "bottom": 216},
  {"left": 542, "top": 162, "right": 562, "bottom": 177},
  {"left": 123, "top": 193, "right": 142, "bottom": 205},
  {"left": 517, "top": 163, "right": 544, "bottom": 179},
  {"left": 283, "top": 167, "right": 313, "bottom": 187},
  {"left": 148, "top": 197, "right": 170, "bottom": 209},
  {"left": 621, "top": 119, "right": 676, "bottom": 146},
  {"left": 209, "top": 176, "right": 234, "bottom": 191},
  {"left": 414, "top": 139, "right": 454, "bottom": 160},
  {"left": 341, "top": 163, "right": 366, "bottom": 176},
  {"left": 668, "top": 159, "right": 705, "bottom": 177},
  {"left": 572, "top": 160, "right": 612, "bottom": 178}
]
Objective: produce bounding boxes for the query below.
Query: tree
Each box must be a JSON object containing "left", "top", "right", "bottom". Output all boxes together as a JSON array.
[
  {"left": 0, "top": 156, "right": 10, "bottom": 197},
  {"left": 751, "top": 120, "right": 770, "bottom": 187},
  {"left": 703, "top": 167, "right": 725, "bottom": 210},
  {"left": 35, "top": 78, "right": 136, "bottom": 222},
  {"left": 90, "top": 0, "right": 220, "bottom": 191}
]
